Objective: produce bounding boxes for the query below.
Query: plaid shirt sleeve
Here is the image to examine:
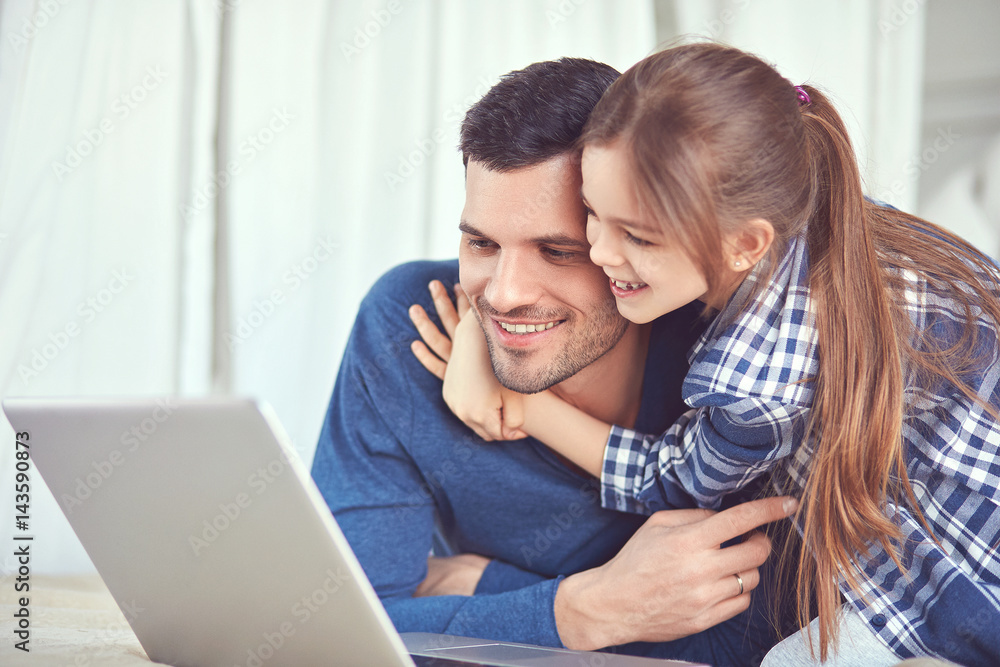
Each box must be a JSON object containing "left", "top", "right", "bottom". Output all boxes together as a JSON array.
[
  {"left": 848, "top": 500, "right": 1000, "bottom": 665},
  {"left": 834, "top": 377, "right": 1000, "bottom": 664},
  {"left": 602, "top": 398, "right": 808, "bottom": 513}
]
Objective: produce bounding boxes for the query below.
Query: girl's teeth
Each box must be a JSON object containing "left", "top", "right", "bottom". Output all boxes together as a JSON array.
[{"left": 613, "top": 280, "right": 646, "bottom": 290}]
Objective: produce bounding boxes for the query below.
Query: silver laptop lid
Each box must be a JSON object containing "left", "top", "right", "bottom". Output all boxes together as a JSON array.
[{"left": 3, "top": 397, "right": 413, "bottom": 667}]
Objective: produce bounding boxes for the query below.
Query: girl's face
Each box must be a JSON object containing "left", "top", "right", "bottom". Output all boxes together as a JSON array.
[{"left": 580, "top": 142, "right": 711, "bottom": 324}]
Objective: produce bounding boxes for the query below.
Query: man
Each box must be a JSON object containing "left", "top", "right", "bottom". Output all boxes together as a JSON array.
[{"left": 310, "top": 58, "right": 794, "bottom": 663}]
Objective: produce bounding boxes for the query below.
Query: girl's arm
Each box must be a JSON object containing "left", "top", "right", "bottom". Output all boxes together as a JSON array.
[
  {"left": 409, "top": 283, "right": 804, "bottom": 514},
  {"left": 519, "top": 391, "right": 609, "bottom": 477},
  {"left": 408, "top": 281, "right": 612, "bottom": 476}
]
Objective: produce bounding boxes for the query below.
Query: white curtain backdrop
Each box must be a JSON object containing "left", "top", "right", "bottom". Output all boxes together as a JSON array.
[
  {"left": 1, "top": 0, "right": 986, "bottom": 576},
  {"left": 0, "top": 0, "right": 221, "bottom": 575}
]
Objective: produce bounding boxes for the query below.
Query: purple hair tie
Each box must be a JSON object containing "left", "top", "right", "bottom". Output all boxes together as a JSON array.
[{"left": 795, "top": 85, "right": 811, "bottom": 108}]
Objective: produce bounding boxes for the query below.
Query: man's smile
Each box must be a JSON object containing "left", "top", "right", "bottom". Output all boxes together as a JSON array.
[
  {"left": 487, "top": 316, "right": 567, "bottom": 348},
  {"left": 497, "top": 319, "right": 563, "bottom": 334}
]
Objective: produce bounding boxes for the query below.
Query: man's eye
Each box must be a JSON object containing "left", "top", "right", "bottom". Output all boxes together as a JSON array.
[
  {"left": 543, "top": 247, "right": 575, "bottom": 260},
  {"left": 467, "top": 238, "right": 496, "bottom": 251}
]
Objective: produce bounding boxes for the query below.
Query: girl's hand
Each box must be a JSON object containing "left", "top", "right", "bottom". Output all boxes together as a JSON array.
[
  {"left": 408, "top": 280, "right": 470, "bottom": 377},
  {"left": 443, "top": 311, "right": 528, "bottom": 441},
  {"left": 409, "top": 281, "right": 527, "bottom": 441}
]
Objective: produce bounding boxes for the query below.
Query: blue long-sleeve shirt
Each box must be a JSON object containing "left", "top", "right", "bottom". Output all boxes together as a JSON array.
[{"left": 310, "top": 260, "right": 783, "bottom": 665}]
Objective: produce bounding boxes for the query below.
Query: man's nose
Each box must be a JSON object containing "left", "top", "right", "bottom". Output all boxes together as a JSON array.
[{"left": 483, "top": 251, "right": 543, "bottom": 314}]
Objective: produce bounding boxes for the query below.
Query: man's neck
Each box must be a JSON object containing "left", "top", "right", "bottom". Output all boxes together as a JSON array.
[{"left": 549, "top": 323, "right": 650, "bottom": 429}]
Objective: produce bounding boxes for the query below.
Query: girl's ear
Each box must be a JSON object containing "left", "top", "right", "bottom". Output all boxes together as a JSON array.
[{"left": 725, "top": 218, "right": 775, "bottom": 271}]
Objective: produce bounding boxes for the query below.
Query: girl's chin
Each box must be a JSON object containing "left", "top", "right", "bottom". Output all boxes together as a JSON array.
[{"left": 613, "top": 301, "right": 657, "bottom": 325}]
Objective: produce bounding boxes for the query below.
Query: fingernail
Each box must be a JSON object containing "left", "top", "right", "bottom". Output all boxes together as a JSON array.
[
  {"left": 428, "top": 280, "right": 440, "bottom": 293},
  {"left": 783, "top": 498, "right": 799, "bottom": 515}
]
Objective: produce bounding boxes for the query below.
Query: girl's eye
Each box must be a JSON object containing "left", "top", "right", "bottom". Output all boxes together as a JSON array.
[
  {"left": 624, "top": 230, "right": 653, "bottom": 247},
  {"left": 582, "top": 204, "right": 596, "bottom": 218}
]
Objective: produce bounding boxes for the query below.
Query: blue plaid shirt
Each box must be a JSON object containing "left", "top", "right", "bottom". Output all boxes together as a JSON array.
[{"left": 602, "top": 234, "right": 1000, "bottom": 665}]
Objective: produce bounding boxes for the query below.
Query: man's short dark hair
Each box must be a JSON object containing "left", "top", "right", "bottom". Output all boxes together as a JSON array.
[{"left": 460, "top": 58, "right": 620, "bottom": 172}]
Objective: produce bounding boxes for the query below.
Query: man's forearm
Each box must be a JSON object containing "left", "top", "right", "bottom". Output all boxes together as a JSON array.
[
  {"left": 553, "top": 569, "right": 617, "bottom": 650},
  {"left": 385, "top": 580, "right": 565, "bottom": 647}
]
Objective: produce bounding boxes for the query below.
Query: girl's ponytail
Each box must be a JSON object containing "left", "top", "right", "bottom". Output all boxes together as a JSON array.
[{"left": 795, "top": 86, "right": 915, "bottom": 658}]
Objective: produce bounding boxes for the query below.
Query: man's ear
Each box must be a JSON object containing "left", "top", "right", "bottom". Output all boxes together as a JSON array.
[{"left": 725, "top": 218, "right": 774, "bottom": 271}]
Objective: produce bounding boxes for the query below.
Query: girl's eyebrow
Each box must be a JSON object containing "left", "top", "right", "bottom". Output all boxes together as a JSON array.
[
  {"left": 580, "top": 188, "right": 660, "bottom": 235},
  {"left": 614, "top": 216, "right": 659, "bottom": 235}
]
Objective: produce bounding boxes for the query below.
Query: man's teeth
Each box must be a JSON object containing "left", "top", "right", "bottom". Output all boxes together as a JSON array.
[
  {"left": 499, "top": 321, "right": 558, "bottom": 335},
  {"left": 613, "top": 279, "right": 646, "bottom": 291}
]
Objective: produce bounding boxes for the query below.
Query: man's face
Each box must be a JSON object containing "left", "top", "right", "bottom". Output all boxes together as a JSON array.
[{"left": 459, "top": 155, "right": 629, "bottom": 394}]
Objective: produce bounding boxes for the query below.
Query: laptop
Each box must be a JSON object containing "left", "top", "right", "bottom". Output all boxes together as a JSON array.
[{"left": 2, "top": 397, "right": 700, "bottom": 666}]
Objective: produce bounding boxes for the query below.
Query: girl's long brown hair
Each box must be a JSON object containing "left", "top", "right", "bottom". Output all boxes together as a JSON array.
[{"left": 582, "top": 42, "right": 1000, "bottom": 658}]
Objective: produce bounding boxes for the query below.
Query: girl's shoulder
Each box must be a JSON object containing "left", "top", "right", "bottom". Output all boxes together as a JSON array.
[{"left": 686, "top": 243, "right": 819, "bottom": 408}]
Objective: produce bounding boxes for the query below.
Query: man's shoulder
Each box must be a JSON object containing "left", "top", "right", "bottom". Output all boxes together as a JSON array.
[
  {"left": 635, "top": 301, "right": 708, "bottom": 433},
  {"left": 363, "top": 259, "right": 460, "bottom": 309},
  {"left": 648, "top": 300, "right": 706, "bottom": 353},
  {"left": 338, "top": 260, "right": 461, "bottom": 418},
  {"left": 347, "top": 259, "right": 461, "bottom": 374}
]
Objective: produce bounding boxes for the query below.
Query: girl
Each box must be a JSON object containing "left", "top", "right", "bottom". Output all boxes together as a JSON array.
[{"left": 410, "top": 43, "right": 1000, "bottom": 664}]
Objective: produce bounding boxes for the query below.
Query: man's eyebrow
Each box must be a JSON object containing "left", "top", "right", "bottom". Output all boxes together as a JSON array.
[
  {"left": 534, "top": 234, "right": 589, "bottom": 249},
  {"left": 460, "top": 220, "right": 588, "bottom": 249},
  {"left": 459, "top": 220, "right": 485, "bottom": 237}
]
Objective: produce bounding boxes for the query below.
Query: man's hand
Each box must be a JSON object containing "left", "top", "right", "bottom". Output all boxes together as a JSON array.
[
  {"left": 554, "top": 496, "right": 798, "bottom": 650},
  {"left": 414, "top": 554, "right": 491, "bottom": 597}
]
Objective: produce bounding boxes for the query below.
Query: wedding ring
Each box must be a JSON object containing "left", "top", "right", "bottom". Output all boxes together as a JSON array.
[{"left": 734, "top": 572, "right": 744, "bottom": 596}]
